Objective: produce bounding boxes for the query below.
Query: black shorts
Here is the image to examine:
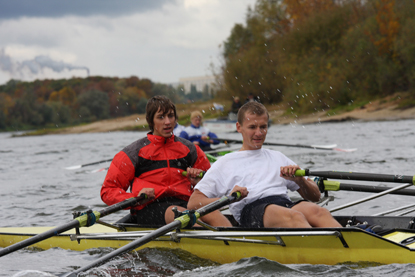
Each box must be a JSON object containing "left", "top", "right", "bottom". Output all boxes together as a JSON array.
[
  {"left": 240, "top": 195, "right": 303, "bottom": 228},
  {"left": 130, "top": 197, "right": 187, "bottom": 226}
]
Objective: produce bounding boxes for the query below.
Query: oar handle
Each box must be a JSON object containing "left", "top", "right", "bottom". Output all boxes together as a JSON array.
[
  {"left": 181, "top": 171, "right": 205, "bottom": 178},
  {"left": 294, "top": 169, "right": 307, "bottom": 177}
]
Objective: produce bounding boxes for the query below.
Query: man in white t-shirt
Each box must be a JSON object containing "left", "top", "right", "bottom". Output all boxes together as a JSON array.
[{"left": 188, "top": 101, "right": 342, "bottom": 228}]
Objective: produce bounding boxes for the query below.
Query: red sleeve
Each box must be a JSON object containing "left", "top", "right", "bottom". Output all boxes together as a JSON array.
[
  {"left": 193, "top": 145, "right": 211, "bottom": 171},
  {"left": 100, "top": 151, "right": 136, "bottom": 207}
]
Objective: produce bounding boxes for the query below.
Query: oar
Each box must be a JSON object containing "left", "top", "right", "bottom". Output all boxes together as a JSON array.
[
  {"left": 295, "top": 169, "right": 415, "bottom": 184},
  {"left": 329, "top": 183, "right": 413, "bottom": 212},
  {"left": 215, "top": 138, "right": 356, "bottom": 152},
  {"left": 322, "top": 180, "right": 415, "bottom": 196},
  {"left": 65, "top": 158, "right": 113, "bottom": 170},
  {"left": 71, "top": 147, "right": 221, "bottom": 172},
  {"left": 0, "top": 194, "right": 147, "bottom": 257},
  {"left": 89, "top": 154, "right": 218, "bottom": 174},
  {"left": 205, "top": 153, "right": 219, "bottom": 163},
  {"left": 205, "top": 144, "right": 233, "bottom": 153},
  {"left": 89, "top": 167, "right": 109, "bottom": 173},
  {"left": 62, "top": 192, "right": 241, "bottom": 277}
]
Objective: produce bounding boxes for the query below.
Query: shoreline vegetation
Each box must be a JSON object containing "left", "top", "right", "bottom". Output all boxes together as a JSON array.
[
  {"left": 12, "top": 91, "right": 415, "bottom": 137},
  {"left": 3, "top": 1, "right": 415, "bottom": 137}
]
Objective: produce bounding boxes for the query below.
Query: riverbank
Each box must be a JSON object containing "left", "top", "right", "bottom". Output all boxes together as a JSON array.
[
  {"left": 16, "top": 92, "right": 415, "bottom": 135},
  {"left": 272, "top": 92, "right": 415, "bottom": 125}
]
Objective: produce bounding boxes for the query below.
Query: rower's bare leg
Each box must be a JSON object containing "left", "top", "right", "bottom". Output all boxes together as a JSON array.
[
  {"left": 263, "top": 204, "right": 312, "bottom": 228},
  {"left": 292, "top": 202, "right": 342, "bottom": 227},
  {"left": 165, "top": 205, "right": 187, "bottom": 224},
  {"left": 200, "top": 210, "right": 233, "bottom": 227}
]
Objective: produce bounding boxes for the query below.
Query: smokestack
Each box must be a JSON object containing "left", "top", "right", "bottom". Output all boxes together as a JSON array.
[{"left": 0, "top": 48, "right": 90, "bottom": 82}]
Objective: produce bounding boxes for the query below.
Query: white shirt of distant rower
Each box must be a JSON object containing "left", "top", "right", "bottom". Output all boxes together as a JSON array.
[
  {"left": 173, "top": 124, "right": 186, "bottom": 136},
  {"left": 182, "top": 125, "right": 211, "bottom": 137},
  {"left": 194, "top": 148, "right": 300, "bottom": 223}
]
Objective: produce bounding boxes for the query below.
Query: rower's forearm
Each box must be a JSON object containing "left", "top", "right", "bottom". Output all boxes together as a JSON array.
[
  {"left": 188, "top": 193, "right": 221, "bottom": 210},
  {"left": 297, "top": 178, "right": 321, "bottom": 202}
]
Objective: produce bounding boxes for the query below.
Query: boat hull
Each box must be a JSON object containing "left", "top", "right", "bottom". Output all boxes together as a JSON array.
[{"left": 2, "top": 223, "right": 415, "bottom": 265}]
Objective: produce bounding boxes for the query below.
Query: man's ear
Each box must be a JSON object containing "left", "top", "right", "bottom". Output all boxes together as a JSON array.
[{"left": 236, "top": 122, "right": 241, "bottom": 133}]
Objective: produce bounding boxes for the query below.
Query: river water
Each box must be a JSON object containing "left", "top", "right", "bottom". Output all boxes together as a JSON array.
[{"left": 1, "top": 119, "right": 415, "bottom": 276}]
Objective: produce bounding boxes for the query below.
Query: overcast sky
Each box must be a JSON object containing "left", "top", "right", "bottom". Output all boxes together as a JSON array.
[{"left": 0, "top": 0, "right": 257, "bottom": 86}]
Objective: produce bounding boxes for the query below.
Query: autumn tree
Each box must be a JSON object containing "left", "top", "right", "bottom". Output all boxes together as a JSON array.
[
  {"left": 372, "top": 0, "right": 400, "bottom": 56},
  {"left": 282, "top": 0, "right": 335, "bottom": 24},
  {"left": 77, "top": 90, "right": 110, "bottom": 122}
]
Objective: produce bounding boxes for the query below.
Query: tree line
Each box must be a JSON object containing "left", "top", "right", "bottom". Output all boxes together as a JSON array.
[
  {"left": 217, "top": 0, "right": 415, "bottom": 114},
  {"left": 0, "top": 76, "right": 212, "bottom": 131}
]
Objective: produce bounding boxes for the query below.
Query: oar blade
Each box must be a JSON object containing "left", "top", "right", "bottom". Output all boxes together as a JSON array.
[
  {"left": 64, "top": 165, "right": 82, "bottom": 170},
  {"left": 332, "top": 147, "right": 358, "bottom": 152},
  {"left": 310, "top": 144, "right": 337, "bottom": 149}
]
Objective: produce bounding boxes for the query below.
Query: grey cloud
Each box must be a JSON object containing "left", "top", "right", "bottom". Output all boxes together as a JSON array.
[
  {"left": 0, "top": 0, "right": 174, "bottom": 20},
  {"left": 0, "top": 49, "right": 89, "bottom": 80}
]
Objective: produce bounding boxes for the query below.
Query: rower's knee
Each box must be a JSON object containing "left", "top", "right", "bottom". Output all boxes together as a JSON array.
[
  {"left": 297, "top": 203, "right": 341, "bottom": 227},
  {"left": 309, "top": 205, "right": 329, "bottom": 216},
  {"left": 264, "top": 206, "right": 311, "bottom": 228},
  {"left": 285, "top": 210, "right": 310, "bottom": 227}
]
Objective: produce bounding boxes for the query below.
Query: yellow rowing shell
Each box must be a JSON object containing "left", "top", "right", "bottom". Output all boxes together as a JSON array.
[{"left": 1, "top": 225, "right": 415, "bottom": 265}]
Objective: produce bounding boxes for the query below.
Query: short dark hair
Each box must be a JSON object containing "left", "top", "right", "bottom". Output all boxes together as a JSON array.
[
  {"left": 237, "top": 101, "right": 269, "bottom": 125},
  {"left": 146, "top": 95, "right": 177, "bottom": 132}
]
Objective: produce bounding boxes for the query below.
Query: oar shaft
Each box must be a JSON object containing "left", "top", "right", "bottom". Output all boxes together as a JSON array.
[
  {"left": 326, "top": 181, "right": 415, "bottom": 196},
  {"left": 296, "top": 169, "right": 415, "bottom": 185},
  {"left": 64, "top": 221, "right": 181, "bottom": 277},
  {"left": 263, "top": 142, "right": 327, "bottom": 150},
  {"left": 329, "top": 183, "right": 413, "bottom": 212},
  {"left": 0, "top": 221, "right": 79, "bottom": 257},
  {"left": 81, "top": 158, "right": 113, "bottom": 167},
  {"left": 215, "top": 138, "right": 349, "bottom": 151},
  {"left": 99, "top": 194, "right": 146, "bottom": 217},
  {"left": 0, "top": 195, "right": 146, "bottom": 257},
  {"left": 64, "top": 193, "right": 240, "bottom": 277},
  {"left": 65, "top": 158, "right": 113, "bottom": 169}
]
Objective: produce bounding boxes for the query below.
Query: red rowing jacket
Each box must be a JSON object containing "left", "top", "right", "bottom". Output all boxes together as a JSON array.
[{"left": 100, "top": 133, "right": 211, "bottom": 211}]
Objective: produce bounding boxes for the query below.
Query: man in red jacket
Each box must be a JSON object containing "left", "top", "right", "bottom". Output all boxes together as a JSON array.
[{"left": 101, "top": 95, "right": 211, "bottom": 226}]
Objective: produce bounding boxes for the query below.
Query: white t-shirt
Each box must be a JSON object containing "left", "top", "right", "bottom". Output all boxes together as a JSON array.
[{"left": 194, "top": 148, "right": 300, "bottom": 223}]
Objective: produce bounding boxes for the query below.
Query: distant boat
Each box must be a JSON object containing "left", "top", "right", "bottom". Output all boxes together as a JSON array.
[{"left": 203, "top": 113, "right": 238, "bottom": 133}]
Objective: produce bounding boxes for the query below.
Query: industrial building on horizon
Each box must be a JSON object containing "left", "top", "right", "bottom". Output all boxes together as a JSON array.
[{"left": 178, "top": 75, "right": 217, "bottom": 95}]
